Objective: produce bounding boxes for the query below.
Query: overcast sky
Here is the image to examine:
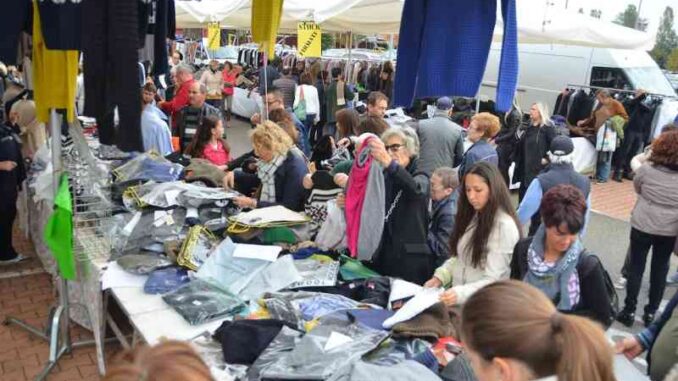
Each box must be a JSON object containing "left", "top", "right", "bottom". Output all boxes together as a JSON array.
[{"left": 554, "top": 0, "right": 678, "bottom": 35}]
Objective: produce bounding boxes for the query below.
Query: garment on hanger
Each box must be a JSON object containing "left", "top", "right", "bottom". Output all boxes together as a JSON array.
[
  {"left": 0, "top": 0, "right": 31, "bottom": 65},
  {"left": 82, "top": 0, "right": 143, "bottom": 152},
  {"left": 36, "top": 0, "right": 82, "bottom": 50},
  {"left": 32, "top": 0, "right": 78, "bottom": 124}
]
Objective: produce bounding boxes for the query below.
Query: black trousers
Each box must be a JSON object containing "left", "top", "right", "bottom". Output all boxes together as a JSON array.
[
  {"left": 624, "top": 227, "right": 677, "bottom": 314},
  {"left": 614, "top": 130, "right": 644, "bottom": 174},
  {"left": 0, "top": 190, "right": 18, "bottom": 261}
]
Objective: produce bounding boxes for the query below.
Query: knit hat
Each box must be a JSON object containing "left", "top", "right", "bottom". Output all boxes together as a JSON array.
[
  {"left": 436, "top": 97, "right": 453, "bottom": 111},
  {"left": 549, "top": 135, "right": 574, "bottom": 156},
  {"left": 392, "top": 302, "right": 458, "bottom": 342}
]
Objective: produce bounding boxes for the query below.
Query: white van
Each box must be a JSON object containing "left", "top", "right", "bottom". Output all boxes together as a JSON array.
[{"left": 479, "top": 43, "right": 677, "bottom": 112}]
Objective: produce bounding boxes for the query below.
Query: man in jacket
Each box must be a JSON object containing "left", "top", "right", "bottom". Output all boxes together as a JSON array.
[
  {"left": 272, "top": 68, "right": 296, "bottom": 109},
  {"left": 416, "top": 97, "right": 465, "bottom": 177},
  {"left": 427, "top": 167, "right": 458, "bottom": 267},
  {"left": 175, "top": 82, "right": 221, "bottom": 151},
  {"left": 516, "top": 136, "right": 591, "bottom": 236},
  {"left": 324, "top": 67, "right": 354, "bottom": 138},
  {"left": 0, "top": 118, "right": 26, "bottom": 265},
  {"left": 158, "top": 63, "right": 195, "bottom": 129}
]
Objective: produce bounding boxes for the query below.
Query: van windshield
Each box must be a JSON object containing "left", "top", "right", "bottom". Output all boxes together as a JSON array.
[{"left": 625, "top": 67, "right": 676, "bottom": 96}]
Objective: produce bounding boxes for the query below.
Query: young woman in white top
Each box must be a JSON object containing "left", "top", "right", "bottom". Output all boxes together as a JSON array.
[
  {"left": 424, "top": 161, "right": 521, "bottom": 306},
  {"left": 294, "top": 72, "right": 320, "bottom": 143}
]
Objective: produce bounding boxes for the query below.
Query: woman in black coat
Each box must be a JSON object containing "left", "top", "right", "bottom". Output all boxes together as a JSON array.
[
  {"left": 494, "top": 101, "right": 524, "bottom": 186},
  {"left": 368, "top": 127, "right": 433, "bottom": 285},
  {"left": 0, "top": 117, "right": 26, "bottom": 264},
  {"left": 510, "top": 185, "right": 614, "bottom": 328}
]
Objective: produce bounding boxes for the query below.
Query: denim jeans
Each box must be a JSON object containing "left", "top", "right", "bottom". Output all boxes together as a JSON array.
[
  {"left": 596, "top": 151, "right": 613, "bottom": 181},
  {"left": 623, "top": 227, "right": 677, "bottom": 314}
]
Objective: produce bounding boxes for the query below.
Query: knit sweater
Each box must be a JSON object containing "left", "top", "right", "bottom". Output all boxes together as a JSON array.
[
  {"left": 200, "top": 69, "right": 224, "bottom": 100},
  {"left": 434, "top": 210, "right": 519, "bottom": 304},
  {"left": 394, "top": 0, "right": 518, "bottom": 112}
]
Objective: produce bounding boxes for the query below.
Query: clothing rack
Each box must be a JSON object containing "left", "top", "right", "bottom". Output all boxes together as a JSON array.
[{"left": 565, "top": 83, "right": 676, "bottom": 99}]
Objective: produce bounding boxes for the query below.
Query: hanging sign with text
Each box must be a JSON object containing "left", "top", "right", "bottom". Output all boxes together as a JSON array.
[{"left": 297, "top": 22, "right": 321, "bottom": 57}]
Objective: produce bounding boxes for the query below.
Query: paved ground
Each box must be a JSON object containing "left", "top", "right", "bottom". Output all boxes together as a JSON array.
[{"left": 1, "top": 118, "right": 673, "bottom": 379}]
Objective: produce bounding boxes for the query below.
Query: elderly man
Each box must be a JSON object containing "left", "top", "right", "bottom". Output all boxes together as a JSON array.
[
  {"left": 416, "top": 96, "right": 465, "bottom": 177},
  {"left": 158, "top": 63, "right": 195, "bottom": 129},
  {"left": 176, "top": 81, "right": 221, "bottom": 151},
  {"left": 141, "top": 83, "right": 173, "bottom": 155}
]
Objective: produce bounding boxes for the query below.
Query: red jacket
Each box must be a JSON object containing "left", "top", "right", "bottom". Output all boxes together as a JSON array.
[
  {"left": 222, "top": 70, "right": 237, "bottom": 96},
  {"left": 160, "top": 79, "right": 195, "bottom": 121}
]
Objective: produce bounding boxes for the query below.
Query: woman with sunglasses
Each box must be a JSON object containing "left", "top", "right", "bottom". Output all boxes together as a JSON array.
[{"left": 367, "top": 127, "right": 435, "bottom": 284}]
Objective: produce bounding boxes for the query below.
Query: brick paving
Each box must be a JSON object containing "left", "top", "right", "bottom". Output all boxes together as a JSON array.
[
  {"left": 590, "top": 178, "right": 637, "bottom": 222},
  {"left": 0, "top": 226, "right": 109, "bottom": 381}
]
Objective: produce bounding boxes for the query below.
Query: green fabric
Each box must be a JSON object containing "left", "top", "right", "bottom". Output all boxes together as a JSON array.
[
  {"left": 609, "top": 115, "right": 625, "bottom": 142},
  {"left": 330, "top": 159, "right": 353, "bottom": 176},
  {"left": 339, "top": 255, "right": 379, "bottom": 280},
  {"left": 261, "top": 226, "right": 297, "bottom": 244},
  {"left": 44, "top": 173, "right": 76, "bottom": 280}
]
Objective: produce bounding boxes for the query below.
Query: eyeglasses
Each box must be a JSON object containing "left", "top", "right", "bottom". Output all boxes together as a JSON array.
[{"left": 385, "top": 144, "right": 403, "bottom": 152}]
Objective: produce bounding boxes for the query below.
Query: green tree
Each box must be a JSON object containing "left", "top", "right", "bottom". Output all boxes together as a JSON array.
[
  {"left": 667, "top": 48, "right": 678, "bottom": 71},
  {"left": 321, "top": 33, "right": 335, "bottom": 51},
  {"left": 650, "top": 7, "right": 678, "bottom": 68},
  {"left": 613, "top": 4, "right": 648, "bottom": 31}
]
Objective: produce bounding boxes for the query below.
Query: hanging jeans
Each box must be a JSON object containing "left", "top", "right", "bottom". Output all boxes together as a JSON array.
[
  {"left": 624, "top": 227, "right": 677, "bottom": 315},
  {"left": 596, "top": 151, "right": 613, "bottom": 182},
  {"left": 614, "top": 130, "right": 644, "bottom": 175}
]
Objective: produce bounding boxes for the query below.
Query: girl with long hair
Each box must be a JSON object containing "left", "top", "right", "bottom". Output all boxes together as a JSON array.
[
  {"left": 184, "top": 115, "right": 230, "bottom": 169},
  {"left": 424, "top": 162, "right": 520, "bottom": 305}
]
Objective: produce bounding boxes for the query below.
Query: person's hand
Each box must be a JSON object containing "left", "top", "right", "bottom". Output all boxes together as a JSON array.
[
  {"left": 424, "top": 277, "right": 443, "bottom": 288},
  {"left": 334, "top": 173, "right": 349, "bottom": 188},
  {"left": 369, "top": 139, "right": 392, "bottom": 167},
  {"left": 234, "top": 196, "right": 257, "bottom": 209},
  {"left": 222, "top": 171, "right": 235, "bottom": 189},
  {"left": 615, "top": 337, "right": 645, "bottom": 360},
  {"left": 337, "top": 137, "right": 351, "bottom": 149},
  {"left": 303, "top": 174, "right": 314, "bottom": 189},
  {"left": 439, "top": 289, "right": 458, "bottom": 307},
  {"left": 250, "top": 113, "right": 261, "bottom": 125},
  {"left": 0, "top": 161, "right": 17, "bottom": 172},
  {"left": 336, "top": 193, "right": 346, "bottom": 208}
]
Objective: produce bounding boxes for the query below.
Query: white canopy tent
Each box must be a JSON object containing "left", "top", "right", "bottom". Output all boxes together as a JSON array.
[{"left": 174, "top": 0, "right": 655, "bottom": 50}]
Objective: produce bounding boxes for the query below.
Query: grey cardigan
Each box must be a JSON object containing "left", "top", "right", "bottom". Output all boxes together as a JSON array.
[{"left": 631, "top": 163, "right": 678, "bottom": 237}]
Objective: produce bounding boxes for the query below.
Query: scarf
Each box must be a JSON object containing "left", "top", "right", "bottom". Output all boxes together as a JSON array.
[
  {"left": 257, "top": 153, "right": 286, "bottom": 203},
  {"left": 524, "top": 225, "right": 581, "bottom": 310},
  {"left": 336, "top": 80, "right": 345, "bottom": 106}
]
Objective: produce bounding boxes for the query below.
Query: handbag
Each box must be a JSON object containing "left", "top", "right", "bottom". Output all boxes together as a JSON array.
[
  {"left": 595, "top": 120, "right": 617, "bottom": 152},
  {"left": 294, "top": 85, "right": 307, "bottom": 121}
]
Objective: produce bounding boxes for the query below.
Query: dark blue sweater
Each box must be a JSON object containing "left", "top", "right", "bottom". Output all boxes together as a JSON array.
[{"left": 393, "top": 0, "right": 518, "bottom": 112}]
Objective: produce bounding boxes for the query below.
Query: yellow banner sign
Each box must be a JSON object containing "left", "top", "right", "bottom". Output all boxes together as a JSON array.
[
  {"left": 207, "top": 22, "right": 220, "bottom": 50},
  {"left": 297, "top": 22, "right": 321, "bottom": 58}
]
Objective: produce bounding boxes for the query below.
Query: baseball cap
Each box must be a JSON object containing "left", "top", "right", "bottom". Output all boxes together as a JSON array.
[
  {"left": 436, "top": 97, "right": 452, "bottom": 111},
  {"left": 550, "top": 135, "right": 574, "bottom": 156}
]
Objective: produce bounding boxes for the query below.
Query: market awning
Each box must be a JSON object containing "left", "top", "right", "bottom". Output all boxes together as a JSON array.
[{"left": 174, "top": 0, "right": 654, "bottom": 50}]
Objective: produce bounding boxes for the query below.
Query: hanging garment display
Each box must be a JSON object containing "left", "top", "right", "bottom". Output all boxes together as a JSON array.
[
  {"left": 82, "top": 0, "right": 143, "bottom": 152},
  {"left": 32, "top": 0, "right": 79, "bottom": 124},
  {"left": 393, "top": 0, "right": 518, "bottom": 112},
  {"left": 0, "top": 0, "right": 31, "bottom": 65}
]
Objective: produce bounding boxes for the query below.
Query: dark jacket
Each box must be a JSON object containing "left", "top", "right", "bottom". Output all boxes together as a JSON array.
[
  {"left": 416, "top": 111, "right": 465, "bottom": 176},
  {"left": 458, "top": 139, "right": 498, "bottom": 180},
  {"left": 427, "top": 192, "right": 458, "bottom": 267},
  {"left": 513, "top": 124, "right": 557, "bottom": 186},
  {"left": 636, "top": 289, "right": 678, "bottom": 375},
  {"left": 372, "top": 158, "right": 434, "bottom": 285},
  {"left": 325, "top": 80, "right": 354, "bottom": 124},
  {"left": 0, "top": 123, "right": 25, "bottom": 195},
  {"left": 511, "top": 237, "right": 615, "bottom": 328},
  {"left": 234, "top": 150, "right": 309, "bottom": 212}
]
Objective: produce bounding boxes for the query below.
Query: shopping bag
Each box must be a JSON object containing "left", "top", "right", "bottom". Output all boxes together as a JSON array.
[
  {"left": 294, "top": 86, "right": 307, "bottom": 121},
  {"left": 595, "top": 122, "right": 617, "bottom": 152}
]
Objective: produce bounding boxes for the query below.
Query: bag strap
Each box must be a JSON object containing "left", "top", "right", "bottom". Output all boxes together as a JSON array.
[{"left": 300, "top": 85, "right": 304, "bottom": 101}]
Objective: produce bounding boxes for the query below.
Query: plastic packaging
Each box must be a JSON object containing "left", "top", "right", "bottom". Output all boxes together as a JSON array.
[
  {"left": 162, "top": 279, "right": 246, "bottom": 325},
  {"left": 177, "top": 226, "right": 219, "bottom": 271},
  {"left": 287, "top": 258, "right": 340, "bottom": 289},
  {"left": 244, "top": 326, "right": 304, "bottom": 381},
  {"left": 261, "top": 320, "right": 389, "bottom": 380},
  {"left": 112, "top": 152, "right": 184, "bottom": 183},
  {"left": 116, "top": 254, "right": 173, "bottom": 275},
  {"left": 143, "top": 267, "right": 190, "bottom": 294}
]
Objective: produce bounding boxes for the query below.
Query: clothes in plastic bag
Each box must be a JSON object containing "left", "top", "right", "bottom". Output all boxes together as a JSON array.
[
  {"left": 328, "top": 360, "right": 442, "bottom": 381},
  {"left": 363, "top": 338, "right": 433, "bottom": 366},
  {"left": 213, "top": 319, "right": 299, "bottom": 365},
  {"left": 112, "top": 209, "right": 188, "bottom": 255},
  {"left": 123, "top": 181, "right": 238, "bottom": 210},
  {"left": 162, "top": 279, "right": 246, "bottom": 325},
  {"left": 245, "top": 326, "right": 303, "bottom": 381},
  {"left": 298, "top": 293, "right": 362, "bottom": 321},
  {"left": 113, "top": 153, "right": 184, "bottom": 183},
  {"left": 346, "top": 309, "right": 394, "bottom": 331},
  {"left": 144, "top": 266, "right": 190, "bottom": 294},
  {"left": 261, "top": 291, "right": 318, "bottom": 330},
  {"left": 261, "top": 320, "right": 389, "bottom": 380},
  {"left": 287, "top": 258, "right": 340, "bottom": 289},
  {"left": 178, "top": 226, "right": 219, "bottom": 271},
  {"left": 339, "top": 255, "right": 380, "bottom": 281},
  {"left": 239, "top": 255, "right": 303, "bottom": 302},
  {"left": 315, "top": 199, "right": 347, "bottom": 251},
  {"left": 116, "top": 254, "right": 173, "bottom": 275},
  {"left": 196, "top": 237, "right": 270, "bottom": 295}
]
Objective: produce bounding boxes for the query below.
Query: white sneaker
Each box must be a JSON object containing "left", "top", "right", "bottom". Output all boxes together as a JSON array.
[
  {"left": 614, "top": 276, "right": 627, "bottom": 290},
  {"left": 667, "top": 272, "right": 678, "bottom": 286},
  {"left": 0, "top": 254, "right": 27, "bottom": 266}
]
